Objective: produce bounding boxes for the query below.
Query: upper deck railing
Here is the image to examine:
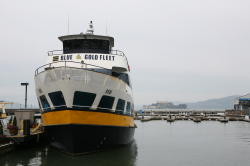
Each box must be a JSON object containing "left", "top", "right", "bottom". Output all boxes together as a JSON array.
[
  {"left": 35, "top": 61, "right": 110, "bottom": 76},
  {"left": 47, "top": 50, "right": 125, "bottom": 57}
]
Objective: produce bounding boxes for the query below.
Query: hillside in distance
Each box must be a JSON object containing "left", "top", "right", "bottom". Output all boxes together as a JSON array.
[{"left": 186, "top": 95, "right": 240, "bottom": 110}]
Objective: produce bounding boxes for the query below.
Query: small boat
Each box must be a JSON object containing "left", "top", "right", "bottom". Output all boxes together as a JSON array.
[{"left": 141, "top": 117, "right": 151, "bottom": 122}]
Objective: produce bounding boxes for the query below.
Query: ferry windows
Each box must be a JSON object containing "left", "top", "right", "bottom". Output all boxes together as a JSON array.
[
  {"left": 39, "top": 95, "right": 51, "bottom": 111},
  {"left": 98, "top": 95, "right": 115, "bottom": 110},
  {"left": 112, "top": 72, "right": 130, "bottom": 87},
  {"left": 116, "top": 99, "right": 125, "bottom": 114},
  {"left": 73, "top": 91, "right": 96, "bottom": 108},
  {"left": 88, "top": 69, "right": 131, "bottom": 87},
  {"left": 126, "top": 102, "right": 131, "bottom": 115},
  {"left": 112, "top": 72, "right": 120, "bottom": 77},
  {"left": 48, "top": 91, "right": 66, "bottom": 109},
  {"left": 120, "top": 74, "right": 130, "bottom": 87},
  {"left": 63, "top": 39, "right": 110, "bottom": 54}
]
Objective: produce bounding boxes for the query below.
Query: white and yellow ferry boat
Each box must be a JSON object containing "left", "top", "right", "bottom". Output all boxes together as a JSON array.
[{"left": 34, "top": 21, "right": 135, "bottom": 154}]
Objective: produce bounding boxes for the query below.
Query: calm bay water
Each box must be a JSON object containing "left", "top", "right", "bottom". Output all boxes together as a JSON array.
[{"left": 1, "top": 120, "right": 250, "bottom": 166}]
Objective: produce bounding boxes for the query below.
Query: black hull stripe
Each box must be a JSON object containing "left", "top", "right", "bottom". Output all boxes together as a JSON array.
[
  {"left": 42, "top": 107, "right": 134, "bottom": 117},
  {"left": 44, "top": 123, "right": 136, "bottom": 128}
]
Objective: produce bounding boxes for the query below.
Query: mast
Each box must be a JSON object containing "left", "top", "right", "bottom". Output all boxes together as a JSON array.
[{"left": 86, "top": 21, "right": 94, "bottom": 34}]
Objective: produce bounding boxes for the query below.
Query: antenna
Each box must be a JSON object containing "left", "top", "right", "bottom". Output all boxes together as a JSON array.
[
  {"left": 86, "top": 21, "right": 94, "bottom": 34},
  {"left": 105, "top": 24, "right": 108, "bottom": 35},
  {"left": 67, "top": 15, "right": 70, "bottom": 34},
  {"left": 105, "top": 20, "right": 108, "bottom": 35}
]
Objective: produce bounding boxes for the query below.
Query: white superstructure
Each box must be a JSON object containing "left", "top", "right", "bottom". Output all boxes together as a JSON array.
[{"left": 35, "top": 21, "right": 134, "bottom": 117}]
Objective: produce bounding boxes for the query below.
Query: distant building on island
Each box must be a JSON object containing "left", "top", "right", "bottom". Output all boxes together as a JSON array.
[
  {"left": 143, "top": 101, "right": 187, "bottom": 110},
  {"left": 233, "top": 94, "right": 250, "bottom": 116}
]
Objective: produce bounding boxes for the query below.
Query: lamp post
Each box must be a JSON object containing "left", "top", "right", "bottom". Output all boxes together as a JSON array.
[{"left": 21, "top": 82, "right": 29, "bottom": 109}]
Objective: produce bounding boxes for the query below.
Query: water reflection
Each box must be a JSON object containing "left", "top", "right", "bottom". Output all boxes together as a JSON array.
[
  {"left": 232, "top": 122, "right": 250, "bottom": 144},
  {"left": 0, "top": 141, "right": 138, "bottom": 166}
]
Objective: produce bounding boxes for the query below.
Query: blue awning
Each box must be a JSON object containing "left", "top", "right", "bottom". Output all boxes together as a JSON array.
[{"left": 239, "top": 98, "right": 250, "bottom": 101}]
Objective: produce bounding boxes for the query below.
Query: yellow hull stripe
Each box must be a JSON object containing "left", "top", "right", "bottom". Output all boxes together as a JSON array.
[{"left": 42, "top": 110, "right": 135, "bottom": 127}]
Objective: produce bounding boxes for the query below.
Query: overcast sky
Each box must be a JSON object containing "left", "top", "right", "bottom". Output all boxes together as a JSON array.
[{"left": 1, "top": 0, "right": 250, "bottom": 107}]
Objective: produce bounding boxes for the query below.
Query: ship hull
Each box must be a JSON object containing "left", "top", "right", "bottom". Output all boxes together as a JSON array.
[
  {"left": 45, "top": 124, "right": 135, "bottom": 154},
  {"left": 42, "top": 109, "right": 135, "bottom": 154}
]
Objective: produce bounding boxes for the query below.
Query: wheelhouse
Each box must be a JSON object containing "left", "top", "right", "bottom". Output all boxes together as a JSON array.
[{"left": 58, "top": 24, "right": 114, "bottom": 54}]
